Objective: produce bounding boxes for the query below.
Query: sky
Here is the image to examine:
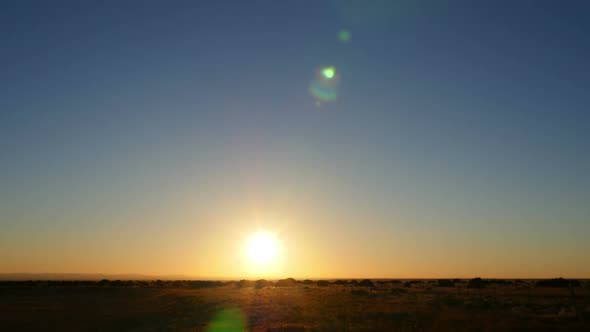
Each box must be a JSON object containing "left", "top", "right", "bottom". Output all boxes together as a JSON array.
[{"left": 1, "top": 0, "right": 589, "bottom": 279}]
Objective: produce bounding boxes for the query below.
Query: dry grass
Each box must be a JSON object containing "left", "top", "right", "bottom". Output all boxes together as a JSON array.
[{"left": 1, "top": 280, "right": 589, "bottom": 331}]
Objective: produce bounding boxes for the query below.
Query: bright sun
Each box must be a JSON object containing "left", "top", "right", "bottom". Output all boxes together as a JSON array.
[{"left": 245, "top": 231, "right": 279, "bottom": 266}]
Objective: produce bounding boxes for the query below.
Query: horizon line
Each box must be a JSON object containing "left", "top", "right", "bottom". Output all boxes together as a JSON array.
[{"left": 1, "top": 273, "right": 589, "bottom": 281}]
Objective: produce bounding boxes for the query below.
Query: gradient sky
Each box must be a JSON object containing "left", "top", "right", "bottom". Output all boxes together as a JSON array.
[{"left": 1, "top": 0, "right": 589, "bottom": 278}]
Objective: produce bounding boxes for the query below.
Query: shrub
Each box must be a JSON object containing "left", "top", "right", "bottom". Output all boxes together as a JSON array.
[
  {"left": 467, "top": 277, "right": 487, "bottom": 289},
  {"left": 255, "top": 279, "right": 271, "bottom": 288},
  {"left": 238, "top": 280, "right": 254, "bottom": 287},
  {"left": 436, "top": 279, "right": 455, "bottom": 287},
  {"left": 358, "top": 279, "right": 374, "bottom": 287},
  {"left": 535, "top": 278, "right": 580, "bottom": 288},
  {"left": 332, "top": 279, "right": 348, "bottom": 285},
  {"left": 403, "top": 280, "right": 420, "bottom": 288},
  {"left": 276, "top": 278, "right": 297, "bottom": 287}
]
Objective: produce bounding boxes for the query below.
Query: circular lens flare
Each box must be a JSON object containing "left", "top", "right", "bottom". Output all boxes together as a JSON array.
[
  {"left": 206, "top": 307, "right": 246, "bottom": 332},
  {"left": 338, "top": 29, "right": 351, "bottom": 43},
  {"left": 310, "top": 66, "right": 340, "bottom": 102},
  {"left": 322, "top": 66, "right": 335, "bottom": 79}
]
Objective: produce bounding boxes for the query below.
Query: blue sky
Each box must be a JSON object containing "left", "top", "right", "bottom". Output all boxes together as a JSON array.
[{"left": 1, "top": 1, "right": 589, "bottom": 277}]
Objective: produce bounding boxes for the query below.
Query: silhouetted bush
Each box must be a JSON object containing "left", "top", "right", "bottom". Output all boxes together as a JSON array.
[
  {"left": 535, "top": 278, "right": 580, "bottom": 288},
  {"left": 376, "top": 280, "right": 392, "bottom": 286},
  {"left": 467, "top": 278, "right": 487, "bottom": 289},
  {"left": 153, "top": 280, "right": 166, "bottom": 288},
  {"left": 403, "top": 280, "right": 420, "bottom": 288},
  {"left": 189, "top": 280, "right": 223, "bottom": 288},
  {"left": 332, "top": 279, "right": 349, "bottom": 285},
  {"left": 255, "top": 279, "right": 271, "bottom": 288},
  {"left": 136, "top": 280, "right": 149, "bottom": 287},
  {"left": 358, "top": 279, "right": 374, "bottom": 288},
  {"left": 276, "top": 278, "right": 297, "bottom": 287},
  {"left": 487, "top": 279, "right": 512, "bottom": 285},
  {"left": 316, "top": 280, "right": 330, "bottom": 287},
  {"left": 238, "top": 279, "right": 254, "bottom": 287},
  {"left": 98, "top": 279, "right": 110, "bottom": 286},
  {"left": 436, "top": 279, "right": 455, "bottom": 287}
]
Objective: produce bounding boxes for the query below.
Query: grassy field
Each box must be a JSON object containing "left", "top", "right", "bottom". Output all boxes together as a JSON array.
[{"left": 1, "top": 279, "right": 589, "bottom": 331}]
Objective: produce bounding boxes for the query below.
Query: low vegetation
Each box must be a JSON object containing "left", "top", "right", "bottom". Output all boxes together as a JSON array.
[{"left": 0, "top": 278, "right": 588, "bottom": 331}]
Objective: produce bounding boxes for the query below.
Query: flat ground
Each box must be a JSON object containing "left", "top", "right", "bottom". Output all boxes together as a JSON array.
[{"left": 1, "top": 280, "right": 589, "bottom": 331}]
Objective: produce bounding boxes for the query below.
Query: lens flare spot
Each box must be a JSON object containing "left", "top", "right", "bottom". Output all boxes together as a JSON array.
[
  {"left": 338, "top": 29, "right": 351, "bottom": 43},
  {"left": 206, "top": 307, "right": 246, "bottom": 332},
  {"left": 322, "top": 66, "right": 335, "bottom": 79},
  {"left": 309, "top": 81, "right": 337, "bottom": 101},
  {"left": 310, "top": 66, "right": 340, "bottom": 102}
]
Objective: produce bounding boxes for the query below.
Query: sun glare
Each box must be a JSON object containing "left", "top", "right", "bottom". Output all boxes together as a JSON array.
[{"left": 245, "top": 231, "right": 279, "bottom": 266}]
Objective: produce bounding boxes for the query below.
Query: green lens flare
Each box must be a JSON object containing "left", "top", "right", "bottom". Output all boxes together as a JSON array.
[
  {"left": 309, "top": 81, "right": 338, "bottom": 101},
  {"left": 322, "top": 66, "right": 335, "bottom": 79},
  {"left": 310, "top": 66, "right": 340, "bottom": 102},
  {"left": 206, "top": 308, "right": 246, "bottom": 332},
  {"left": 338, "top": 29, "right": 351, "bottom": 43}
]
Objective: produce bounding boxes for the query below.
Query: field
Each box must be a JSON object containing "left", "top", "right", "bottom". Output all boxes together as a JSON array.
[{"left": 1, "top": 279, "right": 589, "bottom": 331}]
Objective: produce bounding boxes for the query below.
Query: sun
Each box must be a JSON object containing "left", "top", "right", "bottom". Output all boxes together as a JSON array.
[{"left": 245, "top": 231, "right": 279, "bottom": 266}]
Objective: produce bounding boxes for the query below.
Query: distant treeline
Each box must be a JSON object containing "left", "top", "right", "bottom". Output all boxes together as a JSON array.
[{"left": 0, "top": 277, "right": 584, "bottom": 289}]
